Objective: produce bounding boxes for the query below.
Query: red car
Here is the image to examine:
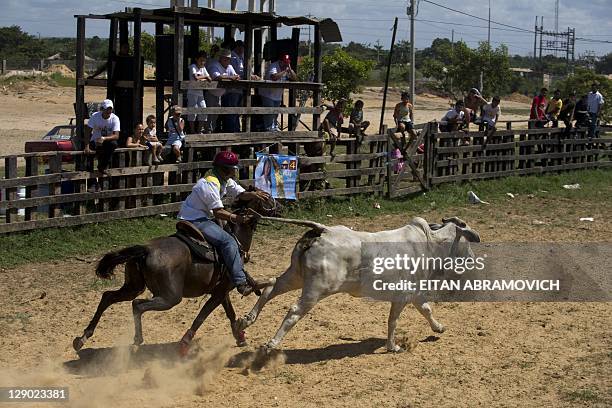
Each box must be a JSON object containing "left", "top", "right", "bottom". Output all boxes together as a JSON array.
[{"left": 25, "top": 119, "right": 79, "bottom": 162}]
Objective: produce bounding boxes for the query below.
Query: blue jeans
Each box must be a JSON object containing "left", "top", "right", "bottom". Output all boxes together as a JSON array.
[
  {"left": 193, "top": 219, "right": 246, "bottom": 286},
  {"left": 261, "top": 96, "right": 281, "bottom": 131},
  {"left": 588, "top": 112, "right": 598, "bottom": 139},
  {"left": 222, "top": 92, "right": 243, "bottom": 133}
]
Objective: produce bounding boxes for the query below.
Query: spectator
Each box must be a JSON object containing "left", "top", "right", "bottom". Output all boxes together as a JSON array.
[
  {"left": 392, "top": 92, "right": 417, "bottom": 151},
  {"left": 206, "top": 48, "right": 240, "bottom": 133},
  {"left": 482, "top": 96, "right": 501, "bottom": 129},
  {"left": 85, "top": 99, "right": 120, "bottom": 175},
  {"left": 439, "top": 100, "right": 466, "bottom": 132},
  {"left": 165, "top": 105, "right": 186, "bottom": 163},
  {"left": 187, "top": 51, "right": 212, "bottom": 135},
  {"left": 143, "top": 114, "right": 163, "bottom": 164},
  {"left": 348, "top": 100, "right": 370, "bottom": 144},
  {"left": 260, "top": 53, "right": 297, "bottom": 131},
  {"left": 559, "top": 91, "right": 577, "bottom": 133},
  {"left": 546, "top": 89, "right": 563, "bottom": 128},
  {"left": 587, "top": 82, "right": 605, "bottom": 138},
  {"left": 319, "top": 99, "right": 346, "bottom": 157},
  {"left": 464, "top": 88, "right": 487, "bottom": 124},
  {"left": 530, "top": 87, "right": 548, "bottom": 128},
  {"left": 574, "top": 94, "right": 590, "bottom": 129}
]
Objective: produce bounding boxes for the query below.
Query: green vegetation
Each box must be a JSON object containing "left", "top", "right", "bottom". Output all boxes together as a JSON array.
[
  {"left": 564, "top": 388, "right": 601, "bottom": 403},
  {"left": 0, "top": 169, "right": 609, "bottom": 269}
]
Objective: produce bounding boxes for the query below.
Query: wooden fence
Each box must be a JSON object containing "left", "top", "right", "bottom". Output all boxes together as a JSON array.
[{"left": 0, "top": 124, "right": 610, "bottom": 234}]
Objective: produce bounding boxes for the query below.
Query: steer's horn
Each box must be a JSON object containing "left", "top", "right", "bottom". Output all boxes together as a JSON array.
[
  {"left": 442, "top": 217, "right": 467, "bottom": 228},
  {"left": 456, "top": 226, "right": 481, "bottom": 243}
]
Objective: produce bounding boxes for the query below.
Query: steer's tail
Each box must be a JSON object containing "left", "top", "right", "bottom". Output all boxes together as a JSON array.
[
  {"left": 95, "top": 245, "right": 149, "bottom": 279},
  {"left": 258, "top": 216, "right": 329, "bottom": 233}
]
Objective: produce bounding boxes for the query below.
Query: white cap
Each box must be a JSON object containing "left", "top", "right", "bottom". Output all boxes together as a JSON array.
[{"left": 101, "top": 99, "right": 114, "bottom": 110}]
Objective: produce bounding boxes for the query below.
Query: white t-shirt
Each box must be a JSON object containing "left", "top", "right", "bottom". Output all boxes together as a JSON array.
[
  {"left": 440, "top": 109, "right": 465, "bottom": 125},
  {"left": 178, "top": 174, "right": 245, "bottom": 221},
  {"left": 88, "top": 111, "right": 120, "bottom": 142},
  {"left": 260, "top": 61, "right": 288, "bottom": 102},
  {"left": 206, "top": 60, "right": 238, "bottom": 97},
  {"left": 482, "top": 103, "right": 501, "bottom": 124},
  {"left": 587, "top": 91, "right": 604, "bottom": 114},
  {"left": 187, "top": 63, "right": 209, "bottom": 96}
]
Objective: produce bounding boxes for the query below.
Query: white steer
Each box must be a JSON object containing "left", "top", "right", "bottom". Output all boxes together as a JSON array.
[{"left": 238, "top": 216, "right": 481, "bottom": 352}]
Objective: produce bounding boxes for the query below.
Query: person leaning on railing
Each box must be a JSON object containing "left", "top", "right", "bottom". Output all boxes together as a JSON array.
[{"left": 260, "top": 53, "right": 297, "bottom": 132}]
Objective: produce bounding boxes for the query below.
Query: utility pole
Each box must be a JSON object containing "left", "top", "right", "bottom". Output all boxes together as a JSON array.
[
  {"left": 450, "top": 29, "right": 454, "bottom": 95},
  {"left": 409, "top": 0, "right": 416, "bottom": 106},
  {"left": 533, "top": 16, "right": 538, "bottom": 70},
  {"left": 487, "top": 0, "right": 491, "bottom": 47}
]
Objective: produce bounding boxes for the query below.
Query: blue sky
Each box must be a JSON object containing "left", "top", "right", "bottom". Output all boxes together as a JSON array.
[{"left": 2, "top": 0, "right": 611, "bottom": 56}]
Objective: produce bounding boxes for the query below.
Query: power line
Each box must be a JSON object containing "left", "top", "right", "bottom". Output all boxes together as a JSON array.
[{"left": 420, "top": 0, "right": 534, "bottom": 33}]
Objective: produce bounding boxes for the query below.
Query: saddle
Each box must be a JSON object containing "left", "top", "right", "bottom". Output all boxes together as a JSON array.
[{"left": 174, "top": 221, "right": 217, "bottom": 263}]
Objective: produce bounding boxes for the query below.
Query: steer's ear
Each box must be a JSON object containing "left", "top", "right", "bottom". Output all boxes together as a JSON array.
[
  {"left": 455, "top": 225, "right": 481, "bottom": 243},
  {"left": 442, "top": 216, "right": 467, "bottom": 228}
]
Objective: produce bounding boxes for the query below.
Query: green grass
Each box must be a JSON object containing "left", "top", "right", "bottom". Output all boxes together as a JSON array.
[
  {"left": 564, "top": 388, "right": 601, "bottom": 403},
  {"left": 0, "top": 168, "right": 610, "bottom": 269},
  {"left": 49, "top": 73, "right": 75, "bottom": 87}
]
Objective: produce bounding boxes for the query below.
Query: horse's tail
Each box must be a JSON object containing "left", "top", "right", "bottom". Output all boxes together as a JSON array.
[{"left": 95, "top": 245, "right": 149, "bottom": 280}]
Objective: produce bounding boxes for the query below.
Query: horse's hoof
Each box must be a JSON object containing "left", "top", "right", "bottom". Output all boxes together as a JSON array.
[
  {"left": 235, "top": 317, "right": 249, "bottom": 332},
  {"left": 178, "top": 341, "right": 190, "bottom": 357},
  {"left": 235, "top": 330, "right": 247, "bottom": 347},
  {"left": 178, "top": 329, "right": 195, "bottom": 357},
  {"left": 73, "top": 337, "right": 84, "bottom": 352},
  {"left": 133, "top": 336, "right": 144, "bottom": 346}
]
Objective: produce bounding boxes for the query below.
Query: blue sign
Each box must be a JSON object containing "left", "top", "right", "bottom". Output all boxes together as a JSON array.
[{"left": 254, "top": 153, "right": 299, "bottom": 200}]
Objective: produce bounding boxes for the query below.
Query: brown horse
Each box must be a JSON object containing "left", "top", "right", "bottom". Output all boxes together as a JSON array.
[{"left": 73, "top": 193, "right": 278, "bottom": 354}]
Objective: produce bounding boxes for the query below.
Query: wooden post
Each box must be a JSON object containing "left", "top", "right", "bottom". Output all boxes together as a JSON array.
[
  {"left": 107, "top": 18, "right": 118, "bottom": 101},
  {"left": 1, "top": 60, "right": 6, "bottom": 75},
  {"left": 48, "top": 154, "right": 62, "bottom": 218},
  {"left": 4, "top": 156, "right": 18, "bottom": 223},
  {"left": 24, "top": 156, "right": 39, "bottom": 221},
  {"left": 155, "top": 22, "right": 165, "bottom": 134},
  {"left": 254, "top": 29, "right": 262, "bottom": 77},
  {"left": 133, "top": 8, "right": 143, "bottom": 132},
  {"left": 76, "top": 16, "right": 86, "bottom": 162},
  {"left": 119, "top": 20, "right": 128, "bottom": 47},
  {"left": 173, "top": 14, "right": 185, "bottom": 106},
  {"left": 288, "top": 27, "right": 300, "bottom": 131},
  {"left": 312, "top": 24, "right": 322, "bottom": 131},
  {"left": 244, "top": 21, "right": 253, "bottom": 133},
  {"left": 379, "top": 17, "right": 398, "bottom": 134}
]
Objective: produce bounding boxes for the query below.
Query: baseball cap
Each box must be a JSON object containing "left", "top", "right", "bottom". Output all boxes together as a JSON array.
[
  {"left": 280, "top": 54, "right": 291, "bottom": 63},
  {"left": 101, "top": 99, "right": 114, "bottom": 110},
  {"left": 218, "top": 48, "right": 232, "bottom": 58}
]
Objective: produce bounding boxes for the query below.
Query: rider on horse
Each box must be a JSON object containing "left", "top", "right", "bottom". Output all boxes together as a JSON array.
[{"left": 178, "top": 150, "right": 269, "bottom": 296}]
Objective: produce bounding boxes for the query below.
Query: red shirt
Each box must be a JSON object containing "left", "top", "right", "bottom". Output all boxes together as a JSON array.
[{"left": 530, "top": 95, "right": 547, "bottom": 120}]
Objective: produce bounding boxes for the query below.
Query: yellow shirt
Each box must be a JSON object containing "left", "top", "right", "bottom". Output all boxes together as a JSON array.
[{"left": 546, "top": 98, "right": 563, "bottom": 119}]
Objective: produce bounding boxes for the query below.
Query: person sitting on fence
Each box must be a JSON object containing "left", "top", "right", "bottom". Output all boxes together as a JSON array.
[
  {"left": 587, "top": 82, "right": 605, "bottom": 139},
  {"left": 164, "top": 105, "right": 186, "bottom": 163},
  {"left": 545, "top": 89, "right": 563, "bottom": 128},
  {"left": 530, "top": 87, "right": 548, "bottom": 128},
  {"left": 177, "top": 150, "right": 271, "bottom": 296},
  {"left": 319, "top": 99, "right": 346, "bottom": 157},
  {"left": 464, "top": 88, "right": 487, "bottom": 123},
  {"left": 348, "top": 100, "right": 370, "bottom": 145},
  {"left": 391, "top": 92, "right": 417, "bottom": 152},
  {"left": 206, "top": 48, "right": 240, "bottom": 133},
  {"left": 125, "top": 123, "right": 147, "bottom": 148},
  {"left": 439, "top": 100, "right": 467, "bottom": 132},
  {"left": 574, "top": 94, "right": 590, "bottom": 129},
  {"left": 260, "top": 53, "right": 298, "bottom": 132},
  {"left": 187, "top": 51, "right": 212, "bottom": 135},
  {"left": 143, "top": 114, "right": 163, "bottom": 164},
  {"left": 482, "top": 96, "right": 501, "bottom": 130},
  {"left": 84, "top": 99, "right": 120, "bottom": 175},
  {"left": 559, "top": 91, "right": 576, "bottom": 134}
]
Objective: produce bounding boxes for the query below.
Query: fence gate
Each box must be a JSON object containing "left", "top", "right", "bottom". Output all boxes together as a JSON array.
[{"left": 386, "top": 122, "right": 431, "bottom": 198}]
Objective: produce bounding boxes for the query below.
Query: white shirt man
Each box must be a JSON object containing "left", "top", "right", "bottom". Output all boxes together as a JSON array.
[
  {"left": 587, "top": 89, "right": 604, "bottom": 114},
  {"left": 260, "top": 60, "right": 292, "bottom": 102},
  {"left": 178, "top": 170, "right": 245, "bottom": 221},
  {"left": 482, "top": 101, "right": 501, "bottom": 125},
  {"left": 88, "top": 108, "right": 120, "bottom": 143},
  {"left": 206, "top": 58, "right": 239, "bottom": 97},
  {"left": 440, "top": 108, "right": 465, "bottom": 125}
]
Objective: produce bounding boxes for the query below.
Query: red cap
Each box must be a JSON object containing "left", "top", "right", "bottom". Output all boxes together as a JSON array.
[
  {"left": 281, "top": 54, "right": 291, "bottom": 64},
  {"left": 213, "top": 151, "right": 239, "bottom": 169}
]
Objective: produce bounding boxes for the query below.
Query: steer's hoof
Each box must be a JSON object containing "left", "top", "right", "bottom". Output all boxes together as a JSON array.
[
  {"left": 386, "top": 344, "right": 404, "bottom": 353},
  {"left": 73, "top": 337, "right": 85, "bottom": 352},
  {"left": 433, "top": 324, "right": 446, "bottom": 334}
]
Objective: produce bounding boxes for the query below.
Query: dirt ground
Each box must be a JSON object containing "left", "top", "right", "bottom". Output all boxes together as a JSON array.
[
  {"left": 0, "top": 193, "right": 610, "bottom": 408},
  {"left": 0, "top": 84, "right": 532, "bottom": 157}
]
